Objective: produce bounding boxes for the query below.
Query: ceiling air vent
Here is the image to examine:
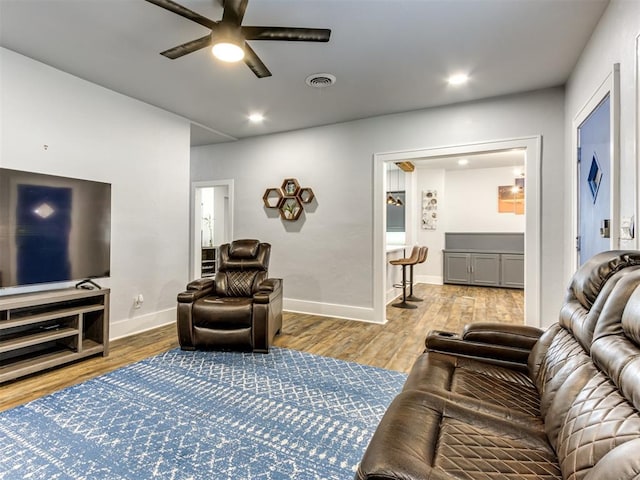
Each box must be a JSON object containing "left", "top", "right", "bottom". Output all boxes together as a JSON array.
[{"left": 305, "top": 73, "right": 336, "bottom": 88}]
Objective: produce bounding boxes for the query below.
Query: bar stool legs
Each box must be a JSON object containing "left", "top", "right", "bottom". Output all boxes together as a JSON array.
[
  {"left": 405, "top": 263, "right": 422, "bottom": 302},
  {"left": 406, "top": 247, "right": 428, "bottom": 302},
  {"left": 392, "top": 263, "right": 417, "bottom": 309}
]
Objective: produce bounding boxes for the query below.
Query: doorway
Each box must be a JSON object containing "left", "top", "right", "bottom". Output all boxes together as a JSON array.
[
  {"left": 572, "top": 64, "right": 620, "bottom": 270},
  {"left": 373, "top": 136, "right": 542, "bottom": 326},
  {"left": 191, "top": 180, "right": 234, "bottom": 280}
]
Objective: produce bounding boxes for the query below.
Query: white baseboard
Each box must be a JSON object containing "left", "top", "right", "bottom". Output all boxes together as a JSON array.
[
  {"left": 284, "top": 298, "right": 380, "bottom": 324},
  {"left": 110, "top": 299, "right": 382, "bottom": 341},
  {"left": 110, "top": 307, "right": 176, "bottom": 341},
  {"left": 386, "top": 276, "right": 442, "bottom": 304},
  {"left": 415, "top": 275, "right": 443, "bottom": 285},
  {"left": 386, "top": 288, "right": 400, "bottom": 304}
]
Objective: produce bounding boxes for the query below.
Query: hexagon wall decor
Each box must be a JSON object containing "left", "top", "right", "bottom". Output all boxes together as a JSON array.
[{"left": 263, "top": 178, "right": 315, "bottom": 221}]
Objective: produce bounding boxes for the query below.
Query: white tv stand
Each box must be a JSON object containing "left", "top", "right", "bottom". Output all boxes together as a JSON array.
[{"left": 0, "top": 288, "right": 110, "bottom": 383}]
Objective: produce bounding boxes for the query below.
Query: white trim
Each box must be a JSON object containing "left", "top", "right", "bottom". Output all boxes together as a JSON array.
[
  {"left": 636, "top": 36, "right": 640, "bottom": 249},
  {"left": 190, "top": 179, "right": 234, "bottom": 280},
  {"left": 386, "top": 277, "right": 442, "bottom": 304},
  {"left": 386, "top": 287, "right": 399, "bottom": 304},
  {"left": 110, "top": 308, "right": 175, "bottom": 341},
  {"left": 570, "top": 64, "right": 621, "bottom": 274},
  {"left": 415, "top": 275, "right": 443, "bottom": 285},
  {"left": 284, "top": 298, "right": 377, "bottom": 323},
  {"left": 373, "top": 136, "right": 542, "bottom": 327}
]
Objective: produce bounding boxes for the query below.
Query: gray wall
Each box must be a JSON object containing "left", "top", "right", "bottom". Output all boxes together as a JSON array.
[
  {"left": 564, "top": 0, "right": 640, "bottom": 279},
  {"left": 191, "top": 87, "right": 566, "bottom": 324},
  {"left": 1, "top": 48, "right": 191, "bottom": 339}
]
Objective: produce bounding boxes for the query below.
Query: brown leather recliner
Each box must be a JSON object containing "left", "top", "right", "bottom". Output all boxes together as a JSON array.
[{"left": 176, "top": 239, "right": 283, "bottom": 353}]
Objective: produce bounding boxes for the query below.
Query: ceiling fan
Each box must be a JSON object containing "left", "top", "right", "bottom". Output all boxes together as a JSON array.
[{"left": 145, "top": 0, "right": 331, "bottom": 78}]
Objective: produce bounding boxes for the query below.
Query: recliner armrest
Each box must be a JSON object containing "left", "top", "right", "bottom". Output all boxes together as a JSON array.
[
  {"left": 187, "top": 277, "right": 215, "bottom": 291},
  {"left": 254, "top": 278, "right": 282, "bottom": 304},
  {"left": 462, "top": 322, "right": 543, "bottom": 350},
  {"left": 425, "top": 330, "right": 530, "bottom": 370},
  {"left": 177, "top": 278, "right": 215, "bottom": 303}
]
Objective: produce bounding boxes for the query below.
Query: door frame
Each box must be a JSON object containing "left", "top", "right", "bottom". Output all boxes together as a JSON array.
[
  {"left": 373, "top": 136, "right": 542, "bottom": 326},
  {"left": 571, "top": 64, "right": 620, "bottom": 274},
  {"left": 190, "top": 179, "right": 234, "bottom": 280}
]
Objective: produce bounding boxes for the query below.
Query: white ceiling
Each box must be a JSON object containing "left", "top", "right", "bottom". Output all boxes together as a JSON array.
[{"left": 0, "top": 0, "right": 609, "bottom": 146}]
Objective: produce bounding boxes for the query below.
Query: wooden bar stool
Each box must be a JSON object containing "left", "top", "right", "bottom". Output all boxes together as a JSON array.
[
  {"left": 407, "top": 246, "right": 428, "bottom": 302},
  {"left": 390, "top": 246, "right": 421, "bottom": 309}
]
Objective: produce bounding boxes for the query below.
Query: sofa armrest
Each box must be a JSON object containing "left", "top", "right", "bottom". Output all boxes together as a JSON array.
[
  {"left": 254, "top": 278, "right": 282, "bottom": 304},
  {"left": 462, "top": 322, "right": 543, "bottom": 350},
  {"left": 177, "top": 278, "right": 215, "bottom": 303},
  {"left": 425, "top": 330, "right": 530, "bottom": 370}
]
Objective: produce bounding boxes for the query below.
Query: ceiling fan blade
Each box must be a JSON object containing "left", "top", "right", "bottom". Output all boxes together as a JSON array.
[
  {"left": 242, "top": 27, "right": 331, "bottom": 42},
  {"left": 243, "top": 42, "right": 271, "bottom": 78},
  {"left": 145, "top": 0, "right": 218, "bottom": 30},
  {"left": 222, "top": 0, "right": 248, "bottom": 26},
  {"left": 160, "top": 34, "right": 212, "bottom": 59}
]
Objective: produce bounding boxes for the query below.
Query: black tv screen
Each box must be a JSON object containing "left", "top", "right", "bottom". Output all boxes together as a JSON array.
[{"left": 0, "top": 168, "right": 111, "bottom": 289}]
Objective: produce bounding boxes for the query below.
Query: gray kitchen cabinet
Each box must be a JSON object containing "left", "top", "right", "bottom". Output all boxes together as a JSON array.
[
  {"left": 443, "top": 252, "right": 501, "bottom": 286},
  {"left": 471, "top": 253, "right": 501, "bottom": 286},
  {"left": 443, "top": 233, "right": 524, "bottom": 289},
  {"left": 501, "top": 254, "right": 525, "bottom": 288},
  {"left": 443, "top": 253, "right": 472, "bottom": 284}
]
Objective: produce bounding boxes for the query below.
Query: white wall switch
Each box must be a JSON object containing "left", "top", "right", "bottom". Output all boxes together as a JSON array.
[{"left": 620, "top": 216, "right": 634, "bottom": 240}]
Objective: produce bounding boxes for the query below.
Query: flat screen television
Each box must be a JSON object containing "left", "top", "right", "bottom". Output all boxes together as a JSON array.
[{"left": 0, "top": 168, "right": 111, "bottom": 289}]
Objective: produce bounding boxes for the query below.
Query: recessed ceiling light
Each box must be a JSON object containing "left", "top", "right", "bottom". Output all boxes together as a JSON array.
[
  {"left": 448, "top": 73, "right": 469, "bottom": 86},
  {"left": 458, "top": 158, "right": 469, "bottom": 166},
  {"left": 248, "top": 113, "right": 264, "bottom": 123}
]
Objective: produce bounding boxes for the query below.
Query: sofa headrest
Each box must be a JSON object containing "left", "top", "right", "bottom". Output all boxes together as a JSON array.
[
  {"left": 560, "top": 265, "right": 640, "bottom": 352},
  {"left": 567, "top": 251, "right": 640, "bottom": 310},
  {"left": 590, "top": 283, "right": 640, "bottom": 411},
  {"left": 622, "top": 294, "right": 640, "bottom": 347},
  {"left": 592, "top": 269, "right": 640, "bottom": 343}
]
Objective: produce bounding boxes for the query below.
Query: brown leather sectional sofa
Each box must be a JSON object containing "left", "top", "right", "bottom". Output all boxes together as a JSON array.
[{"left": 356, "top": 251, "right": 640, "bottom": 480}]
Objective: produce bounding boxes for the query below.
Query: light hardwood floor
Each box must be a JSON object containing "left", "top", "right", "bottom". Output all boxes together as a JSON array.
[{"left": 0, "top": 283, "right": 523, "bottom": 412}]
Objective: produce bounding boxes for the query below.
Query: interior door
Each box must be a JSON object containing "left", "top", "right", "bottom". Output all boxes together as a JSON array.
[{"left": 578, "top": 94, "right": 611, "bottom": 266}]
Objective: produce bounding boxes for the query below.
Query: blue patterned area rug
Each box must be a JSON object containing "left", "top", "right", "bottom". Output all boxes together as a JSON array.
[{"left": 0, "top": 348, "right": 406, "bottom": 479}]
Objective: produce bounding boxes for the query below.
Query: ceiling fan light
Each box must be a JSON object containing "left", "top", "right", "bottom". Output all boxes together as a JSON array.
[{"left": 212, "top": 42, "right": 245, "bottom": 63}]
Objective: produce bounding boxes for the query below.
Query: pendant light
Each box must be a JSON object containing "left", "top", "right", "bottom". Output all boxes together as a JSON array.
[{"left": 387, "top": 167, "right": 403, "bottom": 207}]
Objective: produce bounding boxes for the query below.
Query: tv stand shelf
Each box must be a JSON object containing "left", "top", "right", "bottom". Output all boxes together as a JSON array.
[{"left": 0, "top": 288, "right": 110, "bottom": 383}]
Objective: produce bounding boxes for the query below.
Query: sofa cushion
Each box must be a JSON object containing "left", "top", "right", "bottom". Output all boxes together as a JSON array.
[
  {"left": 356, "top": 390, "right": 561, "bottom": 480},
  {"left": 554, "top": 364, "right": 640, "bottom": 480},
  {"left": 404, "top": 351, "right": 540, "bottom": 417}
]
